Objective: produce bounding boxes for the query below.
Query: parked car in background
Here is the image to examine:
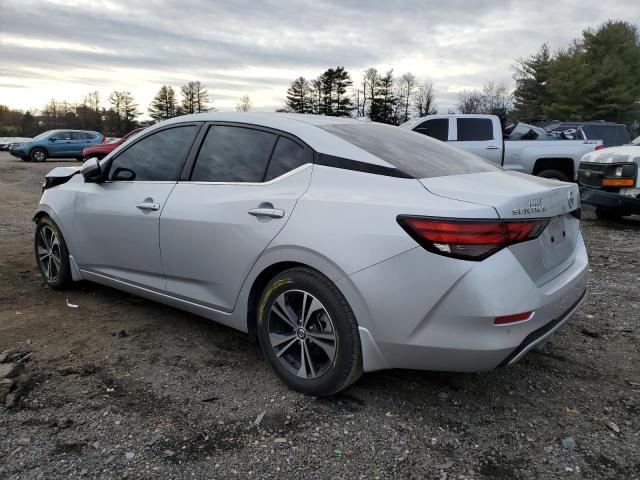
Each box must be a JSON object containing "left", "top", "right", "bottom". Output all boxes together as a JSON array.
[
  {"left": 34, "top": 112, "right": 587, "bottom": 395},
  {"left": 578, "top": 136, "right": 640, "bottom": 219},
  {"left": 9, "top": 130, "right": 104, "bottom": 162},
  {"left": 0, "top": 137, "right": 32, "bottom": 151},
  {"left": 82, "top": 127, "right": 145, "bottom": 160},
  {"left": 546, "top": 121, "right": 631, "bottom": 148},
  {"left": 401, "top": 114, "right": 602, "bottom": 181}
]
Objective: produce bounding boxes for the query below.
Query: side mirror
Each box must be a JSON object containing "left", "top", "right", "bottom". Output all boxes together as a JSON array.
[
  {"left": 81, "top": 157, "right": 103, "bottom": 182},
  {"left": 49, "top": 137, "right": 58, "bottom": 142}
]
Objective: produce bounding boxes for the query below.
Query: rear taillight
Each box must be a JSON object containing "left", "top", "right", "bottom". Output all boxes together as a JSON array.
[
  {"left": 595, "top": 145, "right": 605, "bottom": 150},
  {"left": 397, "top": 216, "right": 549, "bottom": 261}
]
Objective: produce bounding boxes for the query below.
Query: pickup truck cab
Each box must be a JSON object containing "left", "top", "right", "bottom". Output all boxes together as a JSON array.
[{"left": 401, "top": 114, "right": 602, "bottom": 181}]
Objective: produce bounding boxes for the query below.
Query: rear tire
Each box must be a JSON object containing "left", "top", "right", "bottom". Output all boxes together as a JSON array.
[
  {"left": 257, "top": 268, "right": 362, "bottom": 396},
  {"left": 536, "top": 169, "right": 569, "bottom": 182},
  {"left": 30, "top": 148, "right": 47, "bottom": 162},
  {"left": 595, "top": 207, "right": 624, "bottom": 220},
  {"left": 35, "top": 216, "right": 72, "bottom": 289}
]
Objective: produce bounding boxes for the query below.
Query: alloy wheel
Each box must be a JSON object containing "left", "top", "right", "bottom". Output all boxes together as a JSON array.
[
  {"left": 267, "top": 290, "right": 337, "bottom": 379},
  {"left": 37, "top": 226, "right": 61, "bottom": 281},
  {"left": 33, "top": 150, "right": 45, "bottom": 161}
]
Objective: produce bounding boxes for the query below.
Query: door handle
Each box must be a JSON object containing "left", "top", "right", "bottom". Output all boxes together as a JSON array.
[
  {"left": 486, "top": 146, "right": 500, "bottom": 150},
  {"left": 136, "top": 202, "right": 160, "bottom": 211},
  {"left": 248, "top": 207, "right": 285, "bottom": 218}
]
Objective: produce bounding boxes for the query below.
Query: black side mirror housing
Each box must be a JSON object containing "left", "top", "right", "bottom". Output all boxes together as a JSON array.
[{"left": 81, "top": 157, "right": 103, "bottom": 182}]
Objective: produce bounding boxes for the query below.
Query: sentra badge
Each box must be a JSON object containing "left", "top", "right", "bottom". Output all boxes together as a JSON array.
[{"left": 512, "top": 197, "right": 545, "bottom": 216}]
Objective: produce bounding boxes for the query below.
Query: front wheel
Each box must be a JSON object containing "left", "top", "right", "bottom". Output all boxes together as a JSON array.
[
  {"left": 595, "top": 207, "right": 624, "bottom": 220},
  {"left": 257, "top": 268, "right": 362, "bottom": 396},
  {"left": 35, "top": 216, "right": 71, "bottom": 289},
  {"left": 30, "top": 148, "right": 47, "bottom": 162}
]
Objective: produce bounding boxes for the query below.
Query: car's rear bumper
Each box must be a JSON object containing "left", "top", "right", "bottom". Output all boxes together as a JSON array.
[
  {"left": 580, "top": 186, "right": 640, "bottom": 214},
  {"left": 339, "top": 233, "right": 589, "bottom": 372}
]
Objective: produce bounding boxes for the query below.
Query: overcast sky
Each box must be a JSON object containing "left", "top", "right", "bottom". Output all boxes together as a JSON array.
[{"left": 1, "top": 0, "right": 638, "bottom": 116}]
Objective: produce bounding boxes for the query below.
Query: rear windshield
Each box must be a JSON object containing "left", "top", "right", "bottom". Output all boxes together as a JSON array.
[
  {"left": 581, "top": 125, "right": 630, "bottom": 147},
  {"left": 319, "top": 123, "right": 502, "bottom": 179}
]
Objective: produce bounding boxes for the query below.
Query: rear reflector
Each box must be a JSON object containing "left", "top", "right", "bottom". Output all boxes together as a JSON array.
[
  {"left": 397, "top": 216, "right": 549, "bottom": 261},
  {"left": 602, "top": 178, "right": 635, "bottom": 187},
  {"left": 494, "top": 311, "right": 533, "bottom": 325}
]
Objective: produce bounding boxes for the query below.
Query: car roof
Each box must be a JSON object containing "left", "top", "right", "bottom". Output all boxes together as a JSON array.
[{"left": 153, "top": 113, "right": 396, "bottom": 167}]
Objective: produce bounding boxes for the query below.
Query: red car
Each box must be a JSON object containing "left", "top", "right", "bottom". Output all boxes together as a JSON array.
[{"left": 82, "top": 128, "right": 145, "bottom": 160}]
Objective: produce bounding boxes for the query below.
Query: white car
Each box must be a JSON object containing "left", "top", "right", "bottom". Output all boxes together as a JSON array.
[{"left": 34, "top": 113, "right": 588, "bottom": 395}]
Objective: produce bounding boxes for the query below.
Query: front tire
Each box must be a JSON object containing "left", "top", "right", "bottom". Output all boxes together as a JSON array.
[
  {"left": 595, "top": 207, "right": 624, "bottom": 220},
  {"left": 536, "top": 169, "right": 569, "bottom": 182},
  {"left": 30, "top": 148, "right": 47, "bottom": 162},
  {"left": 257, "top": 268, "right": 362, "bottom": 396},
  {"left": 35, "top": 216, "right": 71, "bottom": 289}
]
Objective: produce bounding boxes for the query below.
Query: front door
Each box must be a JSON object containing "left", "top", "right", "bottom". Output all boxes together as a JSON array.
[
  {"left": 73, "top": 124, "right": 200, "bottom": 290},
  {"left": 160, "top": 125, "right": 312, "bottom": 311}
]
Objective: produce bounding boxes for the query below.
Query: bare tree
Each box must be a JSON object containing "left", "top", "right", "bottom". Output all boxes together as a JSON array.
[
  {"left": 457, "top": 89, "right": 484, "bottom": 114},
  {"left": 481, "top": 81, "right": 512, "bottom": 115},
  {"left": 413, "top": 80, "right": 437, "bottom": 117},
  {"left": 395, "top": 73, "right": 417, "bottom": 123},
  {"left": 235, "top": 94, "right": 252, "bottom": 112}
]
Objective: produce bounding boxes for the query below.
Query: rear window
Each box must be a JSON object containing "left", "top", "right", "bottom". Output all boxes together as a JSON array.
[
  {"left": 456, "top": 118, "right": 494, "bottom": 141},
  {"left": 319, "top": 123, "right": 502, "bottom": 179},
  {"left": 581, "top": 125, "right": 630, "bottom": 147}
]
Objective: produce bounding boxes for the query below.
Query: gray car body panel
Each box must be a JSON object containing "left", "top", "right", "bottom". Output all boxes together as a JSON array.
[{"left": 35, "top": 113, "right": 589, "bottom": 373}]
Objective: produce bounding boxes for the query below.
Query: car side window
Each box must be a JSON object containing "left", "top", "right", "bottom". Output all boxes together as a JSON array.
[
  {"left": 55, "top": 132, "right": 72, "bottom": 141},
  {"left": 108, "top": 125, "right": 197, "bottom": 182},
  {"left": 71, "top": 132, "right": 84, "bottom": 140},
  {"left": 191, "top": 126, "right": 276, "bottom": 182},
  {"left": 456, "top": 118, "right": 494, "bottom": 141},
  {"left": 264, "top": 137, "right": 306, "bottom": 181},
  {"left": 414, "top": 119, "right": 449, "bottom": 141}
]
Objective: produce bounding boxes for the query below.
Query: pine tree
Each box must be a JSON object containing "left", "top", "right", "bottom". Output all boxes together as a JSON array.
[
  {"left": 369, "top": 70, "right": 396, "bottom": 124},
  {"left": 285, "top": 77, "right": 312, "bottom": 113},
  {"left": 148, "top": 85, "right": 179, "bottom": 120},
  {"left": 512, "top": 44, "right": 552, "bottom": 121}
]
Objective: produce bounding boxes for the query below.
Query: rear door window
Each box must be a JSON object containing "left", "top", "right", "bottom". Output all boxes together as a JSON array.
[
  {"left": 191, "top": 126, "right": 276, "bottom": 182},
  {"left": 414, "top": 119, "right": 449, "bottom": 141},
  {"left": 456, "top": 118, "right": 494, "bottom": 141},
  {"left": 319, "top": 123, "right": 502, "bottom": 179},
  {"left": 264, "top": 137, "right": 307, "bottom": 181}
]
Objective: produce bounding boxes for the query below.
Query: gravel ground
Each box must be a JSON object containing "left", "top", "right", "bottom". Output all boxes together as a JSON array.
[{"left": 0, "top": 151, "right": 638, "bottom": 480}]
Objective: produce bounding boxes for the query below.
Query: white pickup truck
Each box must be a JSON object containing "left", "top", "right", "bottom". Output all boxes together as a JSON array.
[{"left": 400, "top": 114, "right": 603, "bottom": 181}]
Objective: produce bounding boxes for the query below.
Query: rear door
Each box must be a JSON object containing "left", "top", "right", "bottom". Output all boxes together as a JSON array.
[
  {"left": 159, "top": 123, "right": 313, "bottom": 312},
  {"left": 74, "top": 124, "right": 200, "bottom": 290},
  {"left": 453, "top": 117, "right": 502, "bottom": 164}
]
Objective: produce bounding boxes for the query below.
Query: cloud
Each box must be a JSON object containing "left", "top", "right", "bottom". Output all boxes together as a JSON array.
[{"left": 0, "top": 0, "right": 638, "bottom": 114}]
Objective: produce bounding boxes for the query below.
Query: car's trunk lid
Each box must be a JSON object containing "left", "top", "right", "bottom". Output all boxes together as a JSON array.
[{"left": 419, "top": 171, "right": 581, "bottom": 285}]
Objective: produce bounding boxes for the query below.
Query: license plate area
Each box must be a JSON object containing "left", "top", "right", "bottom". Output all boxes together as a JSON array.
[{"left": 546, "top": 216, "right": 567, "bottom": 247}]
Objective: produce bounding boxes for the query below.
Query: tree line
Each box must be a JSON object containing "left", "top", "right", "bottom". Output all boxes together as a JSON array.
[
  {"left": 284, "top": 67, "right": 437, "bottom": 125},
  {"left": 511, "top": 20, "right": 640, "bottom": 126},
  {"left": 0, "top": 82, "right": 254, "bottom": 137}
]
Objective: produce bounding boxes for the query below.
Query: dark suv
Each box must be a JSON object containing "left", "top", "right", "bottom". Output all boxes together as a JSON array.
[{"left": 547, "top": 121, "right": 630, "bottom": 148}]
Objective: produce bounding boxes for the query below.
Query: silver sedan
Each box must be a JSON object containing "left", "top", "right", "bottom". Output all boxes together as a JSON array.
[{"left": 34, "top": 113, "right": 588, "bottom": 395}]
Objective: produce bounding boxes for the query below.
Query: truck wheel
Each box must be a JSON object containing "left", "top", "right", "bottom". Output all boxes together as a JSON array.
[
  {"left": 595, "top": 208, "right": 624, "bottom": 220},
  {"left": 536, "top": 170, "right": 569, "bottom": 182}
]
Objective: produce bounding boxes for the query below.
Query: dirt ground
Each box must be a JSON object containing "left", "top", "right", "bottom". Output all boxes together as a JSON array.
[{"left": 0, "top": 151, "right": 638, "bottom": 480}]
